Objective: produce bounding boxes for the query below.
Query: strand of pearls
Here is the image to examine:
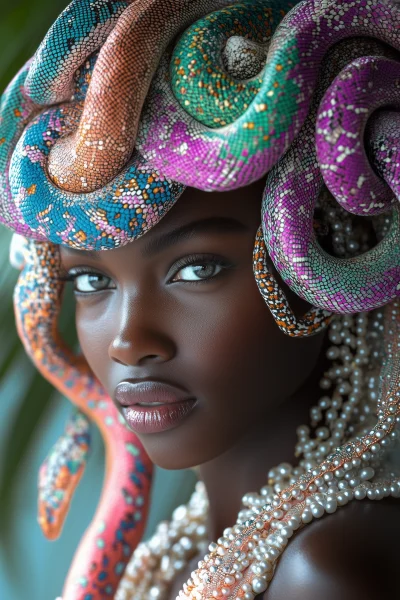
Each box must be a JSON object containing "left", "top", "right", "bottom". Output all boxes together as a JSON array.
[
  {"left": 115, "top": 483, "right": 209, "bottom": 600},
  {"left": 185, "top": 303, "right": 400, "bottom": 600},
  {"left": 114, "top": 302, "right": 400, "bottom": 600}
]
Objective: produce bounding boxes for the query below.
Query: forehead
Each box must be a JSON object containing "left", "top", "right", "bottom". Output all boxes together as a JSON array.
[
  {"left": 163, "top": 179, "right": 264, "bottom": 224},
  {"left": 59, "top": 179, "right": 265, "bottom": 260}
]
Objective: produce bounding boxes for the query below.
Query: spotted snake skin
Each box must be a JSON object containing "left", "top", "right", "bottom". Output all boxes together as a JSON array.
[
  {"left": 1, "top": 0, "right": 400, "bottom": 598},
  {"left": 0, "top": 0, "right": 399, "bottom": 305},
  {"left": 12, "top": 238, "right": 153, "bottom": 599}
]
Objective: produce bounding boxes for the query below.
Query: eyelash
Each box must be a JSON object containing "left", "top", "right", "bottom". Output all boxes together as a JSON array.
[{"left": 58, "top": 254, "right": 233, "bottom": 294}]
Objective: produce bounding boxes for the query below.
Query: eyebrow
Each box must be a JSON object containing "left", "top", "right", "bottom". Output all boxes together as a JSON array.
[
  {"left": 141, "top": 216, "right": 248, "bottom": 257},
  {"left": 62, "top": 217, "right": 248, "bottom": 260}
]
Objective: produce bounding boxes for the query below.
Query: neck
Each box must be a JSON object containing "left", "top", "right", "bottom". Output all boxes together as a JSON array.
[{"left": 198, "top": 341, "right": 329, "bottom": 542}]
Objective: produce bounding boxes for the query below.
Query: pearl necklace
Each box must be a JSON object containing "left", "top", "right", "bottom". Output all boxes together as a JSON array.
[{"left": 115, "top": 306, "right": 400, "bottom": 600}]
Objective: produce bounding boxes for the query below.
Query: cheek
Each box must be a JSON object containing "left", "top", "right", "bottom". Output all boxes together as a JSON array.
[
  {"left": 176, "top": 273, "right": 292, "bottom": 412},
  {"left": 180, "top": 273, "right": 322, "bottom": 425},
  {"left": 75, "top": 299, "right": 114, "bottom": 385}
]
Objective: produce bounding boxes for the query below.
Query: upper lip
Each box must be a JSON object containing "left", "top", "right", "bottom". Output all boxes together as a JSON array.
[{"left": 114, "top": 379, "right": 193, "bottom": 407}]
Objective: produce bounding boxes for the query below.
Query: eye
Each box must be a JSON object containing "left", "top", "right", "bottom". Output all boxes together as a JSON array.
[
  {"left": 170, "top": 256, "right": 231, "bottom": 283},
  {"left": 61, "top": 270, "right": 115, "bottom": 294},
  {"left": 74, "top": 273, "right": 114, "bottom": 293}
]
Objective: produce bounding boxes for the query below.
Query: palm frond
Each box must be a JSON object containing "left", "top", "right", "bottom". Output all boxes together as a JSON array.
[{"left": 0, "top": 0, "right": 74, "bottom": 533}]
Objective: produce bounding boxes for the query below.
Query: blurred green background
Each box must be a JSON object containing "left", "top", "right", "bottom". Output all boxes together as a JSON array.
[{"left": 0, "top": 2, "right": 196, "bottom": 598}]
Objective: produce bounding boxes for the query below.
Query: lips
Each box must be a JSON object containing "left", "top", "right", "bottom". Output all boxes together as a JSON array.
[
  {"left": 114, "top": 379, "right": 197, "bottom": 434},
  {"left": 114, "top": 380, "right": 192, "bottom": 407}
]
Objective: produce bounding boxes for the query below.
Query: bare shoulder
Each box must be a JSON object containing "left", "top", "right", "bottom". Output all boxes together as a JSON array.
[{"left": 263, "top": 498, "right": 400, "bottom": 600}]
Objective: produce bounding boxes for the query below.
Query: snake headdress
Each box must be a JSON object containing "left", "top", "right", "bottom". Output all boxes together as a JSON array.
[{"left": 2, "top": 0, "right": 400, "bottom": 598}]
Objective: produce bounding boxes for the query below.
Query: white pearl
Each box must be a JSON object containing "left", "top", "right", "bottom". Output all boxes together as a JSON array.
[
  {"left": 360, "top": 467, "right": 375, "bottom": 481},
  {"left": 149, "top": 586, "right": 162, "bottom": 598},
  {"left": 311, "top": 504, "right": 324, "bottom": 518},
  {"left": 265, "top": 547, "right": 279, "bottom": 560},
  {"left": 301, "top": 509, "right": 313, "bottom": 524},
  {"left": 252, "top": 576, "right": 268, "bottom": 594},
  {"left": 280, "top": 526, "right": 293, "bottom": 538},
  {"left": 354, "top": 488, "right": 367, "bottom": 500},
  {"left": 325, "top": 500, "right": 337, "bottom": 514},
  {"left": 221, "top": 587, "right": 230, "bottom": 596}
]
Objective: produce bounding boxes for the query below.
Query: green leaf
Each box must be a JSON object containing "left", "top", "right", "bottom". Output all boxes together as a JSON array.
[{"left": 0, "top": 0, "right": 80, "bottom": 529}]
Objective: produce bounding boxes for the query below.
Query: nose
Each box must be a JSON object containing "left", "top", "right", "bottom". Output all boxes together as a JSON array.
[{"left": 108, "top": 292, "right": 176, "bottom": 367}]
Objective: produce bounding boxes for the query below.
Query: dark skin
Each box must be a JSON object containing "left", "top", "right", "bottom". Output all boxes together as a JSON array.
[{"left": 60, "top": 179, "right": 400, "bottom": 599}]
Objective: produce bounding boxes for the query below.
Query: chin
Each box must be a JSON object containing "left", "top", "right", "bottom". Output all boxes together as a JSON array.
[
  {"left": 120, "top": 400, "right": 235, "bottom": 468},
  {"left": 144, "top": 449, "right": 199, "bottom": 471},
  {"left": 132, "top": 425, "right": 228, "bottom": 471}
]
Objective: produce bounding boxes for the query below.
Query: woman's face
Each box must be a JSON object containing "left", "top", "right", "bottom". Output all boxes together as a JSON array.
[{"left": 60, "top": 180, "right": 324, "bottom": 469}]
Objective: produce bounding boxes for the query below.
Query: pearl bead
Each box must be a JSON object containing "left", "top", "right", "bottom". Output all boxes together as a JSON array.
[
  {"left": 221, "top": 587, "right": 230, "bottom": 596},
  {"left": 354, "top": 488, "right": 367, "bottom": 500},
  {"left": 149, "top": 586, "right": 162, "bottom": 598},
  {"left": 325, "top": 500, "right": 337, "bottom": 514},
  {"left": 301, "top": 509, "right": 313, "bottom": 524},
  {"left": 252, "top": 577, "right": 268, "bottom": 594},
  {"left": 360, "top": 467, "right": 375, "bottom": 481},
  {"left": 266, "top": 547, "right": 279, "bottom": 560},
  {"left": 311, "top": 504, "right": 324, "bottom": 518}
]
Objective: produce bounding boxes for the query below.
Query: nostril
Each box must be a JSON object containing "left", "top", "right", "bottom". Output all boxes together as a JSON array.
[
  {"left": 112, "top": 356, "right": 128, "bottom": 366},
  {"left": 136, "top": 354, "right": 166, "bottom": 366},
  {"left": 108, "top": 330, "right": 176, "bottom": 366}
]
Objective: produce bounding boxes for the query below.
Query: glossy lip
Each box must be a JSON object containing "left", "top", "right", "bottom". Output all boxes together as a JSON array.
[
  {"left": 114, "top": 379, "right": 192, "bottom": 406},
  {"left": 114, "top": 379, "right": 198, "bottom": 434}
]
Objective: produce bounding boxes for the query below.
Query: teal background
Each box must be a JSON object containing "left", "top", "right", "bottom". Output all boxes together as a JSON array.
[{"left": 0, "top": 2, "right": 196, "bottom": 598}]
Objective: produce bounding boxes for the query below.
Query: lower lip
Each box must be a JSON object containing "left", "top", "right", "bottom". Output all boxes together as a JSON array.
[{"left": 122, "top": 399, "right": 197, "bottom": 434}]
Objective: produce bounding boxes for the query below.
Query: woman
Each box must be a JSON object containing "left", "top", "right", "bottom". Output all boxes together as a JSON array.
[{"left": 2, "top": 0, "right": 400, "bottom": 598}]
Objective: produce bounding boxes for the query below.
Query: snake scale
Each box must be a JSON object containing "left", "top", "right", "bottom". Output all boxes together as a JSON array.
[{"left": 1, "top": 0, "right": 400, "bottom": 598}]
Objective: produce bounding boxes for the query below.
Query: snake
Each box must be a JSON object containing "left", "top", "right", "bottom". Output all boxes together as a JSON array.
[
  {"left": 12, "top": 236, "right": 153, "bottom": 599},
  {"left": 9, "top": 221, "right": 328, "bottom": 600},
  {"left": 1, "top": 0, "right": 400, "bottom": 307},
  {"left": 262, "top": 43, "right": 400, "bottom": 312},
  {"left": 1, "top": 0, "right": 400, "bottom": 598}
]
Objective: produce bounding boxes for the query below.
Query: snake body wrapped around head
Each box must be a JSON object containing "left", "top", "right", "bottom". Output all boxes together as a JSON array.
[{"left": 2, "top": 0, "right": 400, "bottom": 598}]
